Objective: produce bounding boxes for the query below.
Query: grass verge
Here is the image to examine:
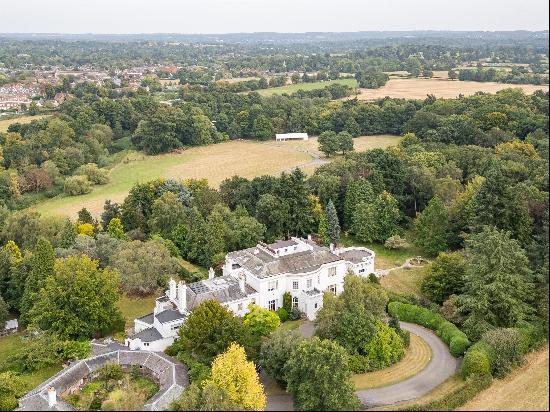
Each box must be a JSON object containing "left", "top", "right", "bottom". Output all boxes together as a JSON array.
[{"left": 353, "top": 332, "right": 432, "bottom": 390}]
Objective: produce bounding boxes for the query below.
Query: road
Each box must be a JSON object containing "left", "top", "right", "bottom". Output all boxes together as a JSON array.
[{"left": 265, "top": 322, "right": 461, "bottom": 411}]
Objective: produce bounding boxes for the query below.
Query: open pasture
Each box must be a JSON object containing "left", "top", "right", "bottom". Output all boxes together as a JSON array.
[
  {"left": 257, "top": 78, "right": 358, "bottom": 96},
  {"left": 31, "top": 135, "right": 400, "bottom": 219}
]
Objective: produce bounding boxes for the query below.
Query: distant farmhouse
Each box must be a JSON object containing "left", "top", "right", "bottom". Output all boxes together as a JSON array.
[
  {"left": 125, "top": 236, "right": 374, "bottom": 352},
  {"left": 275, "top": 132, "right": 309, "bottom": 141}
]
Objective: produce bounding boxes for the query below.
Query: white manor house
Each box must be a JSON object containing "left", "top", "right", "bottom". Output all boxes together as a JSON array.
[{"left": 125, "top": 236, "right": 375, "bottom": 351}]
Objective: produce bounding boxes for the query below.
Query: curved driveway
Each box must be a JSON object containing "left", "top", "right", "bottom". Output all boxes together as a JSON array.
[
  {"left": 356, "top": 322, "right": 461, "bottom": 409},
  {"left": 265, "top": 322, "right": 461, "bottom": 411}
]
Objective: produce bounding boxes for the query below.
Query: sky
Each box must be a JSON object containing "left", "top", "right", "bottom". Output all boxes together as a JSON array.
[{"left": 2, "top": 0, "right": 549, "bottom": 34}]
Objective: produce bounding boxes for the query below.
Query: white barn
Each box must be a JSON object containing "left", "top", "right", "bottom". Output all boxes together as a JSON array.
[
  {"left": 125, "top": 236, "right": 375, "bottom": 352},
  {"left": 275, "top": 133, "right": 309, "bottom": 141}
]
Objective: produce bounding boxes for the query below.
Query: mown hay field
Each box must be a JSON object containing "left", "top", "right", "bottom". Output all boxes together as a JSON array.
[
  {"left": 0, "top": 114, "right": 51, "bottom": 132},
  {"left": 353, "top": 78, "right": 548, "bottom": 100},
  {"left": 458, "top": 347, "right": 549, "bottom": 411},
  {"left": 31, "top": 135, "right": 401, "bottom": 219}
]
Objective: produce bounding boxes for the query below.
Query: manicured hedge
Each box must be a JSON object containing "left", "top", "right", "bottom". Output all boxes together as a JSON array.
[
  {"left": 461, "top": 344, "right": 492, "bottom": 378},
  {"left": 387, "top": 301, "right": 471, "bottom": 357}
]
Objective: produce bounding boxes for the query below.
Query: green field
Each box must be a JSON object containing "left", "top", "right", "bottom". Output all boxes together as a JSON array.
[
  {"left": 30, "top": 135, "right": 401, "bottom": 219},
  {"left": 257, "top": 78, "right": 358, "bottom": 96}
]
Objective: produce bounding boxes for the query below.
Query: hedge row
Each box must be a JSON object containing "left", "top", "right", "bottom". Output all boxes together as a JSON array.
[
  {"left": 387, "top": 301, "right": 471, "bottom": 357},
  {"left": 396, "top": 375, "right": 492, "bottom": 411},
  {"left": 461, "top": 322, "right": 546, "bottom": 379}
]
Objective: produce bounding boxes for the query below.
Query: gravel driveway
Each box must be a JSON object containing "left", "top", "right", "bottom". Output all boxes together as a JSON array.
[
  {"left": 265, "top": 322, "right": 461, "bottom": 411},
  {"left": 356, "top": 322, "right": 461, "bottom": 408}
]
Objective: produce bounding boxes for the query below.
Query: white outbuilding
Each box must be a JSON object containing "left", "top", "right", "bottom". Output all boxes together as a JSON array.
[{"left": 275, "top": 133, "right": 309, "bottom": 141}]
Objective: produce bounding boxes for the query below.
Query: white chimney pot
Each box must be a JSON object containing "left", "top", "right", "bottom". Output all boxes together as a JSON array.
[{"left": 48, "top": 387, "right": 57, "bottom": 407}]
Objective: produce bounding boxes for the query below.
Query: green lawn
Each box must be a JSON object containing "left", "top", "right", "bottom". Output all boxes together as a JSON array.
[
  {"left": 277, "top": 320, "right": 303, "bottom": 332},
  {"left": 379, "top": 266, "right": 429, "bottom": 298},
  {"left": 117, "top": 294, "right": 159, "bottom": 328},
  {"left": 257, "top": 78, "right": 358, "bottom": 96}
]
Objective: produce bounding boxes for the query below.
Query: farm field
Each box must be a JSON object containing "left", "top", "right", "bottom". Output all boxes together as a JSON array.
[
  {"left": 31, "top": 135, "right": 401, "bottom": 218},
  {"left": 353, "top": 332, "right": 432, "bottom": 390},
  {"left": 257, "top": 78, "right": 358, "bottom": 96},
  {"left": 353, "top": 77, "right": 548, "bottom": 100},
  {"left": 459, "top": 347, "right": 549, "bottom": 411},
  {"left": 0, "top": 114, "right": 51, "bottom": 132}
]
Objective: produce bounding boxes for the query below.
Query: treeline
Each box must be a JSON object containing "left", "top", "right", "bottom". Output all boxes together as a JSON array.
[
  {"left": 459, "top": 67, "right": 549, "bottom": 85},
  {"left": 1, "top": 35, "right": 547, "bottom": 74},
  {"left": 1, "top": 88, "right": 548, "bottom": 209}
]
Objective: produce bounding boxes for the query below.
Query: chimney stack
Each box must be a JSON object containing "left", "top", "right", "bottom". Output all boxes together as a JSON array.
[
  {"left": 239, "top": 275, "right": 246, "bottom": 294},
  {"left": 208, "top": 267, "right": 215, "bottom": 279},
  {"left": 307, "top": 234, "right": 312, "bottom": 241},
  {"left": 169, "top": 278, "right": 177, "bottom": 301},
  {"left": 48, "top": 387, "right": 57, "bottom": 407},
  {"left": 329, "top": 243, "right": 334, "bottom": 252},
  {"left": 177, "top": 282, "right": 187, "bottom": 312}
]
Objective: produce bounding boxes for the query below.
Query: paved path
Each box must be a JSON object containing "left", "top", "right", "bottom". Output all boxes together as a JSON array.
[{"left": 265, "top": 322, "right": 460, "bottom": 411}]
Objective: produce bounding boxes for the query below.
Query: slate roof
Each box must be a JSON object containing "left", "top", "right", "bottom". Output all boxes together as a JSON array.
[
  {"left": 268, "top": 239, "right": 297, "bottom": 249},
  {"left": 186, "top": 275, "right": 257, "bottom": 310},
  {"left": 17, "top": 349, "right": 189, "bottom": 412},
  {"left": 155, "top": 310, "right": 185, "bottom": 323},
  {"left": 227, "top": 244, "right": 343, "bottom": 279},
  {"left": 132, "top": 327, "right": 163, "bottom": 342},
  {"left": 337, "top": 249, "right": 373, "bottom": 264},
  {"left": 136, "top": 313, "right": 155, "bottom": 325}
]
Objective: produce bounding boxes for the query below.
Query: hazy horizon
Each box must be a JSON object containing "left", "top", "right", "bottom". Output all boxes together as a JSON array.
[{"left": 2, "top": 0, "right": 548, "bottom": 34}]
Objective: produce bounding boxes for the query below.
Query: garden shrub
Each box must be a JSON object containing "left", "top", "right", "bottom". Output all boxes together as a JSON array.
[
  {"left": 362, "top": 320, "right": 405, "bottom": 370},
  {"left": 346, "top": 321, "right": 405, "bottom": 373},
  {"left": 75, "top": 163, "right": 110, "bottom": 185},
  {"left": 175, "top": 351, "right": 211, "bottom": 384},
  {"left": 282, "top": 292, "right": 292, "bottom": 313},
  {"left": 288, "top": 307, "right": 302, "bottom": 321},
  {"left": 64, "top": 175, "right": 92, "bottom": 196},
  {"left": 481, "top": 328, "right": 524, "bottom": 377},
  {"left": 98, "top": 364, "right": 123, "bottom": 380},
  {"left": 516, "top": 320, "right": 546, "bottom": 351},
  {"left": 384, "top": 235, "right": 410, "bottom": 250},
  {"left": 89, "top": 396, "right": 102, "bottom": 410},
  {"left": 388, "top": 301, "right": 471, "bottom": 357},
  {"left": 461, "top": 347, "right": 491, "bottom": 378},
  {"left": 276, "top": 307, "right": 289, "bottom": 322},
  {"left": 449, "top": 336, "right": 471, "bottom": 357}
]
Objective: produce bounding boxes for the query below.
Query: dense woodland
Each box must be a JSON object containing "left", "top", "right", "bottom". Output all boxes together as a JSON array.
[{"left": 0, "top": 33, "right": 549, "bottom": 411}]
